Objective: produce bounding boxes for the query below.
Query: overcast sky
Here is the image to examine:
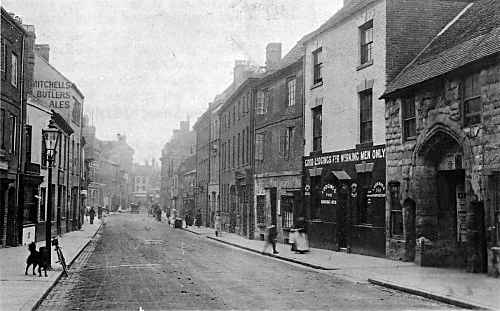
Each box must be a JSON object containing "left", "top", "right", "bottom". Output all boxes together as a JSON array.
[{"left": 3, "top": 0, "right": 342, "bottom": 164}]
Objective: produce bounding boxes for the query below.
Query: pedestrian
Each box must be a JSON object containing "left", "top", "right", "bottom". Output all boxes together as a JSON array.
[
  {"left": 214, "top": 214, "right": 221, "bottom": 237},
  {"left": 262, "top": 225, "right": 279, "bottom": 254},
  {"left": 89, "top": 207, "right": 96, "bottom": 224},
  {"left": 97, "top": 206, "right": 103, "bottom": 219},
  {"left": 196, "top": 212, "right": 202, "bottom": 228}
]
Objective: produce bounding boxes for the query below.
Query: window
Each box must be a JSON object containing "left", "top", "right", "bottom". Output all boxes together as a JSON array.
[
  {"left": 0, "top": 109, "right": 5, "bottom": 149},
  {"left": 237, "top": 101, "right": 241, "bottom": 120},
  {"left": 256, "top": 195, "right": 266, "bottom": 225},
  {"left": 237, "top": 133, "right": 241, "bottom": 166},
  {"left": 11, "top": 53, "right": 18, "bottom": 87},
  {"left": 39, "top": 187, "right": 46, "bottom": 221},
  {"left": 1, "top": 40, "right": 6, "bottom": 80},
  {"left": 357, "top": 172, "right": 372, "bottom": 224},
  {"left": 233, "top": 106, "right": 236, "bottom": 124},
  {"left": 232, "top": 136, "right": 235, "bottom": 168},
  {"left": 287, "top": 78, "right": 296, "bottom": 106},
  {"left": 41, "top": 134, "right": 47, "bottom": 167},
  {"left": 25, "top": 125, "right": 32, "bottom": 163},
  {"left": 313, "top": 48, "right": 323, "bottom": 85},
  {"left": 360, "top": 90, "right": 373, "bottom": 143},
  {"left": 255, "top": 133, "right": 264, "bottom": 161},
  {"left": 9, "top": 114, "right": 16, "bottom": 154},
  {"left": 402, "top": 96, "right": 416, "bottom": 140},
  {"left": 242, "top": 130, "right": 245, "bottom": 165},
  {"left": 280, "top": 126, "right": 295, "bottom": 160},
  {"left": 281, "top": 197, "right": 293, "bottom": 229},
  {"left": 246, "top": 126, "right": 250, "bottom": 163},
  {"left": 464, "top": 72, "right": 481, "bottom": 126},
  {"left": 360, "top": 20, "right": 373, "bottom": 65},
  {"left": 72, "top": 98, "right": 81, "bottom": 125},
  {"left": 256, "top": 90, "right": 266, "bottom": 115},
  {"left": 312, "top": 106, "right": 322, "bottom": 152}
]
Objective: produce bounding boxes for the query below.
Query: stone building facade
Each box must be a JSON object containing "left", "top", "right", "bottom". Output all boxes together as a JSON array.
[
  {"left": 383, "top": 0, "right": 500, "bottom": 275},
  {"left": 253, "top": 43, "right": 305, "bottom": 243}
]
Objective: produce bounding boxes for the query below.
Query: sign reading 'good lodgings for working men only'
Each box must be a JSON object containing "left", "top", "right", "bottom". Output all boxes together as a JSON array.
[
  {"left": 304, "top": 146, "right": 386, "bottom": 168},
  {"left": 32, "top": 80, "right": 73, "bottom": 109}
]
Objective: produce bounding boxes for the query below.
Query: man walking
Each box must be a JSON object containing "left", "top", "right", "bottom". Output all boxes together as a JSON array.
[{"left": 262, "top": 225, "right": 279, "bottom": 254}]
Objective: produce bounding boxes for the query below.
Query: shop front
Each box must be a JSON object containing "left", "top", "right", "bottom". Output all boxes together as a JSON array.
[{"left": 303, "top": 144, "right": 386, "bottom": 257}]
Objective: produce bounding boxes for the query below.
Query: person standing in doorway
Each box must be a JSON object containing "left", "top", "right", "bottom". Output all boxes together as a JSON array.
[{"left": 262, "top": 225, "right": 279, "bottom": 254}]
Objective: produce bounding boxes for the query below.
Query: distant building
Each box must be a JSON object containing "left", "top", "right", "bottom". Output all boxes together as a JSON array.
[
  {"left": 160, "top": 120, "right": 195, "bottom": 217},
  {"left": 193, "top": 110, "right": 211, "bottom": 226},
  {"left": 131, "top": 160, "right": 160, "bottom": 210}
]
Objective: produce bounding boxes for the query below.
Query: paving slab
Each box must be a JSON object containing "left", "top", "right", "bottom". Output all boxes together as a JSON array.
[{"left": 0, "top": 219, "right": 103, "bottom": 311}]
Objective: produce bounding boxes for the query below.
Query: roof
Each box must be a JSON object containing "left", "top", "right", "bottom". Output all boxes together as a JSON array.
[
  {"left": 301, "top": 0, "right": 380, "bottom": 43},
  {"left": 383, "top": 0, "right": 500, "bottom": 98}
]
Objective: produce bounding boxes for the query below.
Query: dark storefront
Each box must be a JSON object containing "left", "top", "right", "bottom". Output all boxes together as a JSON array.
[{"left": 303, "top": 144, "right": 386, "bottom": 257}]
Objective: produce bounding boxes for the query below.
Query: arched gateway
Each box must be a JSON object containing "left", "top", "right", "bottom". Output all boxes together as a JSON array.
[{"left": 408, "top": 124, "right": 485, "bottom": 270}]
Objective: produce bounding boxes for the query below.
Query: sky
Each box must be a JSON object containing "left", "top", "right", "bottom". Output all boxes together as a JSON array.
[{"left": 3, "top": 0, "right": 342, "bottom": 164}]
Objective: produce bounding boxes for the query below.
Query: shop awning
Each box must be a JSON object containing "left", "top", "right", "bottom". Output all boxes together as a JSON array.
[{"left": 332, "top": 170, "right": 352, "bottom": 180}]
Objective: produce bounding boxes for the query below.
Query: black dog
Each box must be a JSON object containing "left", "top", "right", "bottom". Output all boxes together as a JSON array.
[{"left": 25, "top": 242, "right": 49, "bottom": 277}]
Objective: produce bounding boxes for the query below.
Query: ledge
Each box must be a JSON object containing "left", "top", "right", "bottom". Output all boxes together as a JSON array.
[{"left": 356, "top": 60, "right": 373, "bottom": 71}]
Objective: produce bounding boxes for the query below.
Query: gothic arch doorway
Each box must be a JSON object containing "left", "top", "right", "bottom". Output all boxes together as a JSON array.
[{"left": 411, "top": 128, "right": 471, "bottom": 268}]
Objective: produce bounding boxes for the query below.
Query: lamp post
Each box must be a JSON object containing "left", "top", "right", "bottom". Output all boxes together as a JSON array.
[{"left": 42, "top": 120, "right": 61, "bottom": 267}]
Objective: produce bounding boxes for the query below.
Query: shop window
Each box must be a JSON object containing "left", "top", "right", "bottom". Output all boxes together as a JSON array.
[
  {"left": 312, "top": 47, "right": 323, "bottom": 85},
  {"left": 494, "top": 174, "right": 500, "bottom": 245},
  {"left": 312, "top": 106, "right": 322, "bottom": 153},
  {"left": 360, "top": 20, "right": 373, "bottom": 65},
  {"left": 389, "top": 181, "right": 403, "bottom": 237},
  {"left": 463, "top": 72, "right": 481, "bottom": 126},
  {"left": 311, "top": 177, "right": 322, "bottom": 220},
  {"left": 360, "top": 90, "right": 373, "bottom": 144},
  {"left": 402, "top": 96, "right": 416, "bottom": 140}
]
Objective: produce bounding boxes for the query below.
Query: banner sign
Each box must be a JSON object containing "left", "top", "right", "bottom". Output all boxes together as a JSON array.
[{"left": 304, "top": 145, "right": 385, "bottom": 168}]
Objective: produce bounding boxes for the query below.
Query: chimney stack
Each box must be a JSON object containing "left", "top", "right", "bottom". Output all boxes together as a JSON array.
[
  {"left": 265, "top": 43, "right": 281, "bottom": 71},
  {"left": 233, "top": 60, "right": 251, "bottom": 85},
  {"left": 35, "top": 44, "right": 50, "bottom": 62}
]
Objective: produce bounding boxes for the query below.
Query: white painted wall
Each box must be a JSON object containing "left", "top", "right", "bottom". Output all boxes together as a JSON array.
[{"left": 304, "top": 0, "right": 386, "bottom": 155}]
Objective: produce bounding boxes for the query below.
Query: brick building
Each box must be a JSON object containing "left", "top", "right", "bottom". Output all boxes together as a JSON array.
[
  {"left": 193, "top": 110, "right": 211, "bottom": 226},
  {"left": 160, "top": 120, "right": 195, "bottom": 217},
  {"left": 253, "top": 43, "right": 305, "bottom": 243},
  {"left": 1, "top": 9, "right": 31, "bottom": 246},
  {"left": 382, "top": 0, "right": 500, "bottom": 275},
  {"left": 301, "top": 0, "right": 470, "bottom": 256},
  {"left": 218, "top": 60, "right": 263, "bottom": 237}
]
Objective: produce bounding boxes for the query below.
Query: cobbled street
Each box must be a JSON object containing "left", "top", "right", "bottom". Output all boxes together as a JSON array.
[{"left": 35, "top": 213, "right": 457, "bottom": 311}]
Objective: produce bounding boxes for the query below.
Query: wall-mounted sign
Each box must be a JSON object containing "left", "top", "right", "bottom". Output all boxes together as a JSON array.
[
  {"left": 33, "top": 80, "right": 73, "bottom": 109},
  {"left": 321, "top": 184, "right": 337, "bottom": 205},
  {"left": 304, "top": 145, "right": 385, "bottom": 168}
]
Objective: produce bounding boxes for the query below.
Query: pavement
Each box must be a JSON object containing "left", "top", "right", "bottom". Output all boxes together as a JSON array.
[
  {"left": 0, "top": 218, "right": 103, "bottom": 311},
  {"left": 183, "top": 225, "right": 500, "bottom": 310}
]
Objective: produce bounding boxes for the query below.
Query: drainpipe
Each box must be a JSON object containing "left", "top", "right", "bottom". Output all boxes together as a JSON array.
[{"left": 16, "top": 32, "right": 26, "bottom": 245}]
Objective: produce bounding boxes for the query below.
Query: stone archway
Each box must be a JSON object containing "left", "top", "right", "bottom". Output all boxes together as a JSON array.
[{"left": 410, "top": 125, "right": 470, "bottom": 268}]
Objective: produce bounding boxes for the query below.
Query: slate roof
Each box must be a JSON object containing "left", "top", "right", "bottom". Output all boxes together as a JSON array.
[{"left": 383, "top": 0, "right": 500, "bottom": 97}]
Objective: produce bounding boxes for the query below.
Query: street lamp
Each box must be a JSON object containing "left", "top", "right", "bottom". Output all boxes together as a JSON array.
[{"left": 42, "top": 120, "right": 61, "bottom": 268}]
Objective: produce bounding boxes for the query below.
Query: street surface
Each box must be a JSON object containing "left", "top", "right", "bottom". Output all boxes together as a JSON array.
[{"left": 37, "top": 214, "right": 457, "bottom": 310}]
